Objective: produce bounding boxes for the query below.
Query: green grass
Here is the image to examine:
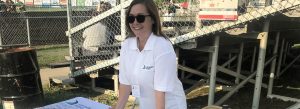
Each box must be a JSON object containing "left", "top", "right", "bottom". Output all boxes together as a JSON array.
[{"left": 35, "top": 44, "right": 69, "bottom": 68}]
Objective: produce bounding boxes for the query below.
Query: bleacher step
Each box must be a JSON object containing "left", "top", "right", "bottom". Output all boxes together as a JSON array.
[{"left": 47, "top": 61, "right": 70, "bottom": 68}]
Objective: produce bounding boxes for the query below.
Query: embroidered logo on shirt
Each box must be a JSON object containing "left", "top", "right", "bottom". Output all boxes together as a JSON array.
[{"left": 142, "top": 65, "right": 154, "bottom": 70}]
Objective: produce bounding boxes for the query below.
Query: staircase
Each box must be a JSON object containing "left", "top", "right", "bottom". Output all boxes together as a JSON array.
[{"left": 70, "top": 0, "right": 300, "bottom": 77}]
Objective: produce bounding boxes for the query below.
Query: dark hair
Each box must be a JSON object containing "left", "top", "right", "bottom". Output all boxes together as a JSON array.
[{"left": 125, "top": 0, "right": 166, "bottom": 38}]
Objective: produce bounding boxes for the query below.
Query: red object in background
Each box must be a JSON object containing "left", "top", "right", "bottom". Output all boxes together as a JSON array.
[
  {"left": 25, "top": 0, "right": 33, "bottom": 6},
  {"left": 60, "top": 0, "right": 66, "bottom": 5},
  {"left": 180, "top": 2, "right": 188, "bottom": 8}
]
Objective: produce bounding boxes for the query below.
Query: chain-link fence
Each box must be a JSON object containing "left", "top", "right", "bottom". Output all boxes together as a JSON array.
[
  {"left": 69, "top": 0, "right": 300, "bottom": 77},
  {"left": 0, "top": 3, "right": 68, "bottom": 47}
]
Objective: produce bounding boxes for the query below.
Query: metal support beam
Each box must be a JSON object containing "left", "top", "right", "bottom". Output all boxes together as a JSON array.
[
  {"left": 252, "top": 20, "right": 270, "bottom": 109},
  {"left": 228, "top": 53, "right": 232, "bottom": 68},
  {"left": 217, "top": 66, "right": 268, "bottom": 88},
  {"left": 183, "top": 62, "right": 208, "bottom": 80},
  {"left": 215, "top": 71, "right": 256, "bottom": 105},
  {"left": 267, "top": 32, "right": 280, "bottom": 96},
  {"left": 178, "top": 65, "right": 232, "bottom": 85},
  {"left": 215, "top": 53, "right": 275, "bottom": 105},
  {"left": 235, "top": 43, "right": 244, "bottom": 84},
  {"left": 278, "top": 54, "right": 300, "bottom": 77},
  {"left": 208, "top": 52, "right": 212, "bottom": 75},
  {"left": 208, "top": 35, "right": 220, "bottom": 105},
  {"left": 276, "top": 39, "right": 285, "bottom": 78},
  {"left": 251, "top": 46, "right": 257, "bottom": 72},
  {"left": 222, "top": 55, "right": 237, "bottom": 67},
  {"left": 196, "top": 62, "right": 208, "bottom": 70},
  {"left": 181, "top": 60, "right": 186, "bottom": 79},
  {"left": 283, "top": 41, "right": 289, "bottom": 65},
  {"left": 286, "top": 43, "right": 291, "bottom": 56},
  {"left": 71, "top": 57, "right": 120, "bottom": 77},
  {"left": 66, "top": 0, "right": 75, "bottom": 75}
]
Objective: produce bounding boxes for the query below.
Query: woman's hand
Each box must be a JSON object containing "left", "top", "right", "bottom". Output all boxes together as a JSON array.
[
  {"left": 109, "top": 106, "right": 115, "bottom": 109},
  {"left": 113, "top": 84, "right": 131, "bottom": 109}
]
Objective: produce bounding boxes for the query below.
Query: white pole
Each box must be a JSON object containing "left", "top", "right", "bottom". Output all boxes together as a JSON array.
[
  {"left": 252, "top": 20, "right": 270, "bottom": 109},
  {"left": 267, "top": 32, "right": 280, "bottom": 96},
  {"left": 208, "top": 35, "right": 220, "bottom": 105},
  {"left": 67, "top": 0, "right": 74, "bottom": 74},
  {"left": 120, "top": 0, "right": 126, "bottom": 40},
  {"left": 215, "top": 55, "right": 275, "bottom": 105},
  {"left": 26, "top": 17, "right": 31, "bottom": 47}
]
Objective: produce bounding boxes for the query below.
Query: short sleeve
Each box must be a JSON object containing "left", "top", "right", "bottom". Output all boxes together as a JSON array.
[
  {"left": 154, "top": 51, "right": 177, "bottom": 92},
  {"left": 118, "top": 41, "right": 130, "bottom": 85}
]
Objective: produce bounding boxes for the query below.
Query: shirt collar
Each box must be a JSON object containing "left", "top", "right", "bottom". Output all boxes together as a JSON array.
[{"left": 129, "top": 33, "right": 156, "bottom": 51}]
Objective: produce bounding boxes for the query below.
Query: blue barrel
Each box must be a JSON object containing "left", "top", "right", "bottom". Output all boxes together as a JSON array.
[{"left": 0, "top": 47, "right": 44, "bottom": 109}]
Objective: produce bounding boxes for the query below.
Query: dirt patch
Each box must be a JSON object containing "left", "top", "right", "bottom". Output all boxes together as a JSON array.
[{"left": 39, "top": 67, "right": 70, "bottom": 85}]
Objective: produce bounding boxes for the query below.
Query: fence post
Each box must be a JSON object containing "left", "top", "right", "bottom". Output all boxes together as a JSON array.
[
  {"left": 0, "top": 23, "right": 2, "bottom": 49},
  {"left": 252, "top": 20, "right": 270, "bottom": 109},
  {"left": 208, "top": 35, "right": 220, "bottom": 105},
  {"left": 66, "top": 0, "right": 74, "bottom": 74},
  {"left": 267, "top": 32, "right": 280, "bottom": 96},
  {"left": 121, "top": 0, "right": 126, "bottom": 40},
  {"left": 0, "top": 31, "right": 2, "bottom": 49},
  {"left": 26, "top": 16, "right": 31, "bottom": 47}
]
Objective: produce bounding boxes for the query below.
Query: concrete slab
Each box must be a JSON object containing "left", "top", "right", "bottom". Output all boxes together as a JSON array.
[{"left": 39, "top": 67, "right": 70, "bottom": 85}]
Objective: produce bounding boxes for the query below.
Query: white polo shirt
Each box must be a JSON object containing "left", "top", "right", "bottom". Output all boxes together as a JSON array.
[{"left": 119, "top": 33, "right": 187, "bottom": 109}]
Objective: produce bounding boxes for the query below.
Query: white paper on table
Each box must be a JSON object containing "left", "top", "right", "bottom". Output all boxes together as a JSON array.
[{"left": 36, "top": 97, "right": 111, "bottom": 109}]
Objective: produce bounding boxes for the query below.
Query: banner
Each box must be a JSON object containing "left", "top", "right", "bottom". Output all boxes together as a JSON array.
[
  {"left": 34, "top": 0, "right": 43, "bottom": 6},
  {"left": 198, "top": 0, "right": 238, "bottom": 20},
  {"left": 25, "top": 0, "right": 34, "bottom": 6},
  {"left": 59, "top": 0, "right": 66, "bottom": 6}
]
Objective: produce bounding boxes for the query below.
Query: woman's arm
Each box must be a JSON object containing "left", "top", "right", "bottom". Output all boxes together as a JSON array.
[
  {"left": 155, "top": 90, "right": 165, "bottom": 109},
  {"left": 114, "top": 84, "right": 131, "bottom": 109}
]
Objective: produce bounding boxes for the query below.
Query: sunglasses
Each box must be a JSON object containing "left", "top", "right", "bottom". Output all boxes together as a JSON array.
[{"left": 127, "top": 15, "right": 151, "bottom": 23}]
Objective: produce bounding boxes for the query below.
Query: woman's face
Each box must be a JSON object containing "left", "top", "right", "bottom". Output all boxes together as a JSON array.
[{"left": 128, "top": 4, "right": 153, "bottom": 38}]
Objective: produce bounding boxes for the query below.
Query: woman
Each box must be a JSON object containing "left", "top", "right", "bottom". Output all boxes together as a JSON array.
[{"left": 113, "top": 0, "right": 187, "bottom": 109}]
